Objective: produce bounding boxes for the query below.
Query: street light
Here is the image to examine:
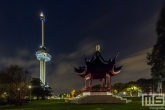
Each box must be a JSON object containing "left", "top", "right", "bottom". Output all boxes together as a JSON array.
[
  {"left": 18, "top": 88, "right": 20, "bottom": 97},
  {"left": 28, "top": 86, "right": 31, "bottom": 102},
  {"left": 3, "top": 92, "right": 7, "bottom": 98}
]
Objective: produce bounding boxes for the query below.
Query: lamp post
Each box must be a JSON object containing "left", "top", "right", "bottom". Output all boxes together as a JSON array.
[
  {"left": 17, "top": 88, "right": 20, "bottom": 100},
  {"left": 28, "top": 86, "right": 31, "bottom": 102}
]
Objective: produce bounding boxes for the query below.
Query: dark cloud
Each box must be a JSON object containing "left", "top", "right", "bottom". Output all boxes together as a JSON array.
[{"left": 113, "top": 48, "right": 152, "bottom": 84}]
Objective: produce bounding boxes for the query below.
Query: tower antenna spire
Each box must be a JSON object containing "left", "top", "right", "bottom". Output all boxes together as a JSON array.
[{"left": 40, "top": 12, "right": 45, "bottom": 46}]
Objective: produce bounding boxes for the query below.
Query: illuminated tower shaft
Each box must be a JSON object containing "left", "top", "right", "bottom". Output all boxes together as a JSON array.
[
  {"left": 40, "top": 13, "right": 45, "bottom": 84},
  {"left": 40, "top": 59, "right": 45, "bottom": 85},
  {"left": 36, "top": 13, "right": 51, "bottom": 85}
]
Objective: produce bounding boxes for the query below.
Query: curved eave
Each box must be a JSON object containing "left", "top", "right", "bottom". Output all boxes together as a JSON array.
[
  {"left": 111, "top": 69, "right": 121, "bottom": 75},
  {"left": 110, "top": 65, "right": 122, "bottom": 76},
  {"left": 73, "top": 66, "right": 87, "bottom": 77},
  {"left": 76, "top": 70, "right": 87, "bottom": 77},
  {"left": 114, "top": 65, "right": 123, "bottom": 71}
]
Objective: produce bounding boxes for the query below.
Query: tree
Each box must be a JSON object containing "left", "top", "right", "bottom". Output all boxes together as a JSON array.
[
  {"left": 112, "top": 82, "right": 125, "bottom": 94},
  {"left": 136, "top": 78, "right": 157, "bottom": 93},
  {"left": 147, "top": 1, "right": 165, "bottom": 78},
  {"left": 124, "top": 81, "right": 138, "bottom": 96},
  {"left": 30, "top": 78, "right": 52, "bottom": 100},
  {"left": 0, "top": 65, "right": 31, "bottom": 104}
]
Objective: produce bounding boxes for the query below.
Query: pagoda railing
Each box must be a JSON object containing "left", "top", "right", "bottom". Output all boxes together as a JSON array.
[{"left": 82, "top": 87, "right": 112, "bottom": 92}]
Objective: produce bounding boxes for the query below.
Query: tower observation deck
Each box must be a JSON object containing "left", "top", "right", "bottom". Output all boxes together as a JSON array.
[{"left": 36, "top": 12, "right": 52, "bottom": 85}]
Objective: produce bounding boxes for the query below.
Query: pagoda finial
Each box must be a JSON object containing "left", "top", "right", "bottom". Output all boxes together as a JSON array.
[{"left": 96, "top": 45, "right": 100, "bottom": 52}]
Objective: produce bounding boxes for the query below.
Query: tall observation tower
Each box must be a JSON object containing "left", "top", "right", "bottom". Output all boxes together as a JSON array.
[{"left": 36, "top": 12, "right": 51, "bottom": 85}]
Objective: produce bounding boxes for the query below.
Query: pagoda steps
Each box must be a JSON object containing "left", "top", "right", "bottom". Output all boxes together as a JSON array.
[{"left": 68, "top": 95, "right": 132, "bottom": 104}]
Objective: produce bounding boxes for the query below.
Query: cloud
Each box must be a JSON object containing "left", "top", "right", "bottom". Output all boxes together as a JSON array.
[
  {"left": 0, "top": 49, "right": 39, "bottom": 78},
  {"left": 16, "top": 49, "right": 30, "bottom": 58},
  {"left": 112, "top": 48, "right": 152, "bottom": 84}
]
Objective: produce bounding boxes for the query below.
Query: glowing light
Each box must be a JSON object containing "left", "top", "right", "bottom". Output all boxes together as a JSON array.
[
  {"left": 36, "top": 52, "right": 51, "bottom": 62},
  {"left": 40, "top": 12, "right": 44, "bottom": 17},
  {"left": 132, "top": 86, "right": 137, "bottom": 89},
  {"left": 40, "top": 12, "right": 45, "bottom": 21},
  {"left": 28, "top": 85, "right": 31, "bottom": 89}
]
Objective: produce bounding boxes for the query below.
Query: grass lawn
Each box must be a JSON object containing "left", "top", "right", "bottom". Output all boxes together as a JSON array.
[{"left": 0, "top": 97, "right": 162, "bottom": 110}]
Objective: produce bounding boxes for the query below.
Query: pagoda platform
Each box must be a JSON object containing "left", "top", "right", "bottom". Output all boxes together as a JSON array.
[
  {"left": 82, "top": 92, "right": 112, "bottom": 96},
  {"left": 66, "top": 92, "right": 132, "bottom": 104}
]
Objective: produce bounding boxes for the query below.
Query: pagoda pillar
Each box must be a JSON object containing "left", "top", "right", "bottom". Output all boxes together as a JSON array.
[
  {"left": 109, "top": 76, "right": 111, "bottom": 89},
  {"left": 106, "top": 74, "right": 111, "bottom": 91},
  {"left": 89, "top": 75, "right": 93, "bottom": 90},
  {"left": 84, "top": 78, "right": 86, "bottom": 89},
  {"left": 100, "top": 79, "right": 102, "bottom": 91},
  {"left": 100, "top": 78, "right": 103, "bottom": 91},
  {"left": 107, "top": 77, "right": 110, "bottom": 88},
  {"left": 104, "top": 78, "right": 106, "bottom": 87}
]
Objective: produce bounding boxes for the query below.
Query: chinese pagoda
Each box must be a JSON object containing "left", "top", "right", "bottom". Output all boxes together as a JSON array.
[{"left": 73, "top": 45, "right": 124, "bottom": 92}]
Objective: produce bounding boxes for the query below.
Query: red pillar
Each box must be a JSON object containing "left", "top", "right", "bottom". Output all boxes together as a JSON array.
[
  {"left": 109, "top": 76, "right": 111, "bottom": 89},
  {"left": 108, "top": 77, "right": 110, "bottom": 89},
  {"left": 90, "top": 75, "right": 93, "bottom": 90},
  {"left": 107, "top": 75, "right": 111, "bottom": 91},
  {"left": 104, "top": 78, "right": 106, "bottom": 87},
  {"left": 84, "top": 78, "right": 86, "bottom": 89},
  {"left": 100, "top": 79, "right": 102, "bottom": 91}
]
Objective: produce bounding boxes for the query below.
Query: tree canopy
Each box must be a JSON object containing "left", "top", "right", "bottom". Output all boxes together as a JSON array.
[
  {"left": 30, "top": 78, "right": 53, "bottom": 100},
  {"left": 147, "top": 1, "right": 165, "bottom": 78},
  {"left": 0, "top": 65, "right": 31, "bottom": 104}
]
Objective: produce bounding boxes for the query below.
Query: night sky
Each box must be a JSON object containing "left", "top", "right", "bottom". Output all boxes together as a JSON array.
[{"left": 0, "top": 0, "right": 164, "bottom": 94}]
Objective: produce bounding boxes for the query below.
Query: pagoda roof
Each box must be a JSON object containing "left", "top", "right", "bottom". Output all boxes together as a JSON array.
[{"left": 73, "top": 45, "right": 125, "bottom": 79}]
